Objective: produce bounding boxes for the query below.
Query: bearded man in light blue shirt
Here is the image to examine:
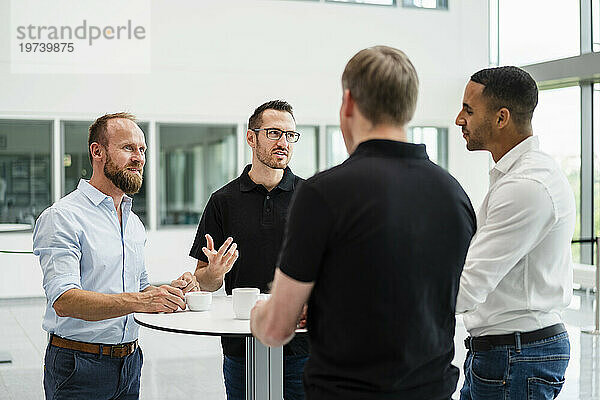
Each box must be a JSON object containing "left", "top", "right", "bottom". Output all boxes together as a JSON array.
[{"left": 33, "top": 112, "right": 198, "bottom": 400}]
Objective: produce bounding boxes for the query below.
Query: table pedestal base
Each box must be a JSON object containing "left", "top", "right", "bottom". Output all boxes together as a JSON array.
[{"left": 245, "top": 337, "right": 283, "bottom": 400}]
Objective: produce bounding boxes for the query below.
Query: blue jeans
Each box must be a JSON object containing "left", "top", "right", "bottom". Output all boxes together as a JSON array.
[
  {"left": 43, "top": 342, "right": 143, "bottom": 400},
  {"left": 460, "top": 332, "right": 570, "bottom": 400},
  {"left": 224, "top": 355, "right": 307, "bottom": 400}
]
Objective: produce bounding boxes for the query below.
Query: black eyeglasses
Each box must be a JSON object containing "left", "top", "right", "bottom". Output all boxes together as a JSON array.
[{"left": 251, "top": 128, "right": 301, "bottom": 143}]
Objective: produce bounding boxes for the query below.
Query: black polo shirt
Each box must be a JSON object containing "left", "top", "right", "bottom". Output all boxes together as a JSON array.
[
  {"left": 190, "top": 164, "right": 309, "bottom": 358},
  {"left": 278, "top": 139, "right": 476, "bottom": 400}
]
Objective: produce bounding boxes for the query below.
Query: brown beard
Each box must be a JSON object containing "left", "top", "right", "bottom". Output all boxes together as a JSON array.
[
  {"left": 255, "top": 140, "right": 289, "bottom": 170},
  {"left": 104, "top": 153, "right": 143, "bottom": 195}
]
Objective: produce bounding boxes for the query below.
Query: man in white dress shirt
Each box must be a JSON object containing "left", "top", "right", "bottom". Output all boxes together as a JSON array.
[{"left": 455, "top": 66, "right": 576, "bottom": 399}]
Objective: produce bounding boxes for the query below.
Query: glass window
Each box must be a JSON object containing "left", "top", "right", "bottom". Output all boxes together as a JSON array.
[
  {"left": 326, "top": 126, "right": 448, "bottom": 169},
  {"left": 0, "top": 120, "right": 52, "bottom": 228},
  {"left": 63, "top": 121, "right": 92, "bottom": 195},
  {"left": 402, "top": 0, "right": 447, "bottom": 9},
  {"left": 289, "top": 126, "right": 319, "bottom": 179},
  {"left": 532, "top": 86, "right": 581, "bottom": 262},
  {"left": 593, "top": 84, "right": 600, "bottom": 250},
  {"left": 489, "top": 0, "right": 499, "bottom": 66},
  {"left": 497, "top": 0, "right": 579, "bottom": 65},
  {"left": 158, "top": 124, "right": 237, "bottom": 227},
  {"left": 327, "top": 0, "right": 394, "bottom": 5},
  {"left": 326, "top": 126, "right": 348, "bottom": 168},
  {"left": 594, "top": 0, "right": 600, "bottom": 52},
  {"left": 63, "top": 121, "right": 149, "bottom": 225},
  {"left": 408, "top": 126, "right": 448, "bottom": 168}
]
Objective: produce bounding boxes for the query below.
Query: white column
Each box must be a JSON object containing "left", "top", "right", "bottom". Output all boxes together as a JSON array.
[
  {"left": 147, "top": 120, "right": 157, "bottom": 231},
  {"left": 52, "top": 119, "right": 61, "bottom": 202}
]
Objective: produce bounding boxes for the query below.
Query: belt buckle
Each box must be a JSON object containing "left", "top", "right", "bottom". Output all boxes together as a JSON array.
[{"left": 110, "top": 344, "right": 128, "bottom": 358}]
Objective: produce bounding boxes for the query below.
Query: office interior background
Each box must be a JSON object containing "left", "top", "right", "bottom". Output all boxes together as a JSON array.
[{"left": 1, "top": 0, "right": 599, "bottom": 399}]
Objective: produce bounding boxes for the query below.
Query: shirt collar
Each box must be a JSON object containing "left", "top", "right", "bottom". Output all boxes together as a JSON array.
[
  {"left": 77, "top": 179, "right": 132, "bottom": 207},
  {"left": 492, "top": 136, "right": 539, "bottom": 176},
  {"left": 239, "top": 164, "right": 296, "bottom": 192},
  {"left": 351, "top": 139, "right": 429, "bottom": 160}
]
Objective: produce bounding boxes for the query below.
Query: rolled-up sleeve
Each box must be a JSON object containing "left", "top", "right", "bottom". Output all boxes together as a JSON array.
[
  {"left": 456, "top": 177, "right": 555, "bottom": 313},
  {"left": 33, "top": 208, "right": 82, "bottom": 306}
]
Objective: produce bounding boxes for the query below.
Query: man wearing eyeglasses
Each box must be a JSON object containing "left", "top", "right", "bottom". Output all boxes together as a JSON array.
[{"left": 177, "top": 100, "right": 308, "bottom": 400}]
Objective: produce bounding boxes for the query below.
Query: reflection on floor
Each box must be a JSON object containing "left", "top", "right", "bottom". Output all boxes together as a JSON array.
[{"left": 0, "top": 291, "right": 598, "bottom": 400}]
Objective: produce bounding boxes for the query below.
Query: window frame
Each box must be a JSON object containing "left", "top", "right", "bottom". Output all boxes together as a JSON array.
[
  {"left": 156, "top": 122, "right": 238, "bottom": 228},
  {"left": 402, "top": 0, "right": 447, "bottom": 10},
  {"left": 492, "top": 0, "right": 598, "bottom": 263},
  {"left": 408, "top": 126, "right": 449, "bottom": 169},
  {"left": 0, "top": 118, "right": 54, "bottom": 230}
]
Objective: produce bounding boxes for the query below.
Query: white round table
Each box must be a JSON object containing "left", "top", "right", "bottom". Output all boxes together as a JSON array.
[{"left": 134, "top": 295, "right": 306, "bottom": 400}]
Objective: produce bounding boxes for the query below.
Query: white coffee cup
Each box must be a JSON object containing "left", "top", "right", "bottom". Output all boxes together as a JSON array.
[
  {"left": 232, "top": 288, "right": 260, "bottom": 319},
  {"left": 185, "top": 291, "right": 212, "bottom": 311}
]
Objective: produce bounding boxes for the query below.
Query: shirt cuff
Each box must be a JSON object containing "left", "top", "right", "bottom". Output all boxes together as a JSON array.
[{"left": 44, "top": 275, "right": 81, "bottom": 307}]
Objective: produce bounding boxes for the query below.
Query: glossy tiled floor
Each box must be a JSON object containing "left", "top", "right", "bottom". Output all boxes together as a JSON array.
[{"left": 0, "top": 291, "right": 598, "bottom": 399}]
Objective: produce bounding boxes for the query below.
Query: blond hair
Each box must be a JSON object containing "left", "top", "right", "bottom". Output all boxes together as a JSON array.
[{"left": 342, "top": 46, "right": 419, "bottom": 126}]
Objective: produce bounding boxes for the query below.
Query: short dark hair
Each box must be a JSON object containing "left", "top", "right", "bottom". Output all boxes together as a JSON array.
[
  {"left": 470, "top": 66, "right": 538, "bottom": 129},
  {"left": 342, "top": 45, "right": 419, "bottom": 126},
  {"left": 248, "top": 100, "right": 295, "bottom": 130},
  {"left": 88, "top": 112, "right": 137, "bottom": 163}
]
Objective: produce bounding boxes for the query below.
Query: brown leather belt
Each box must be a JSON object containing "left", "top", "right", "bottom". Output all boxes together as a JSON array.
[{"left": 50, "top": 335, "right": 138, "bottom": 358}]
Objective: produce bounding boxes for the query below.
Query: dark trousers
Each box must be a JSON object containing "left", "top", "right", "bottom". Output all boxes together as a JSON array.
[
  {"left": 460, "top": 332, "right": 569, "bottom": 400},
  {"left": 43, "top": 342, "right": 143, "bottom": 400},
  {"left": 223, "top": 354, "right": 308, "bottom": 400}
]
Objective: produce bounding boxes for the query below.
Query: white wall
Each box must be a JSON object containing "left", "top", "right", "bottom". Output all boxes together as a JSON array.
[{"left": 0, "top": 0, "right": 490, "bottom": 298}]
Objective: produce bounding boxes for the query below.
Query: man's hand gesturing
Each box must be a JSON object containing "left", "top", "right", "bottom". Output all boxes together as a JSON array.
[{"left": 203, "top": 234, "right": 239, "bottom": 279}]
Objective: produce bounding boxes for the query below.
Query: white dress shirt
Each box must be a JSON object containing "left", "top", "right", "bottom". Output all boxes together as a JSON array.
[
  {"left": 456, "top": 136, "right": 575, "bottom": 337},
  {"left": 33, "top": 179, "right": 149, "bottom": 344}
]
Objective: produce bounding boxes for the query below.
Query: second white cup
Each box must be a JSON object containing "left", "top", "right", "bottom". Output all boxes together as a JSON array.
[{"left": 232, "top": 288, "right": 260, "bottom": 319}]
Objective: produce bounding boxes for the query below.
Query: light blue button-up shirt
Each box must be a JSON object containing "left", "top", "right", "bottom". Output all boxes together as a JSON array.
[{"left": 33, "top": 179, "right": 149, "bottom": 344}]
